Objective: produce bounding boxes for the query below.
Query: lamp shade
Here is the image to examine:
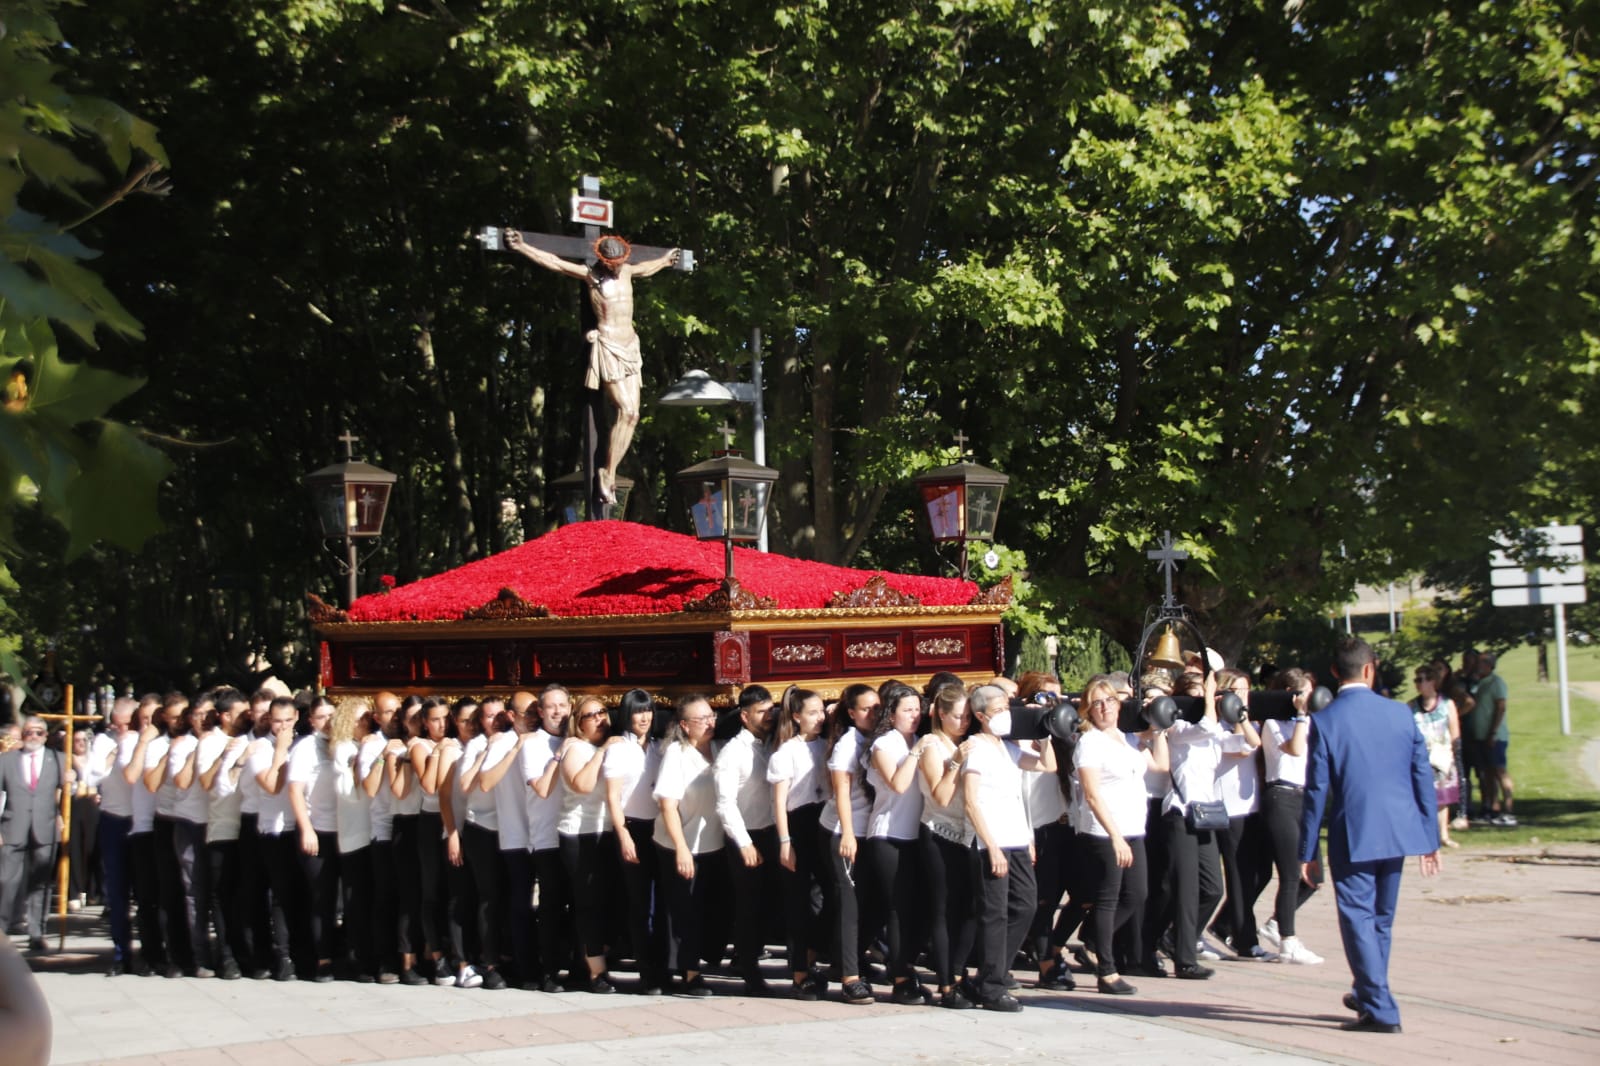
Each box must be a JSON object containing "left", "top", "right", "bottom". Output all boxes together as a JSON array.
[
  {"left": 659, "top": 369, "right": 737, "bottom": 406},
  {"left": 674, "top": 451, "right": 777, "bottom": 543},
  {"left": 911, "top": 460, "right": 1008, "bottom": 543},
  {"left": 305, "top": 459, "right": 398, "bottom": 539}
]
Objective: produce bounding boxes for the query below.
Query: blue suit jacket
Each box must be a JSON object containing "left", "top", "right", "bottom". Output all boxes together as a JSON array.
[{"left": 1300, "top": 684, "right": 1439, "bottom": 865}]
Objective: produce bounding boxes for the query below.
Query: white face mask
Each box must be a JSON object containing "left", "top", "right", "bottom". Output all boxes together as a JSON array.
[{"left": 987, "top": 710, "right": 1012, "bottom": 737}]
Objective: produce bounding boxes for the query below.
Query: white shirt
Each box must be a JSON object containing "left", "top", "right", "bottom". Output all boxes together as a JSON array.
[
  {"left": 652, "top": 741, "right": 723, "bottom": 854},
  {"left": 411, "top": 739, "right": 441, "bottom": 814},
  {"left": 766, "top": 736, "right": 826, "bottom": 812},
  {"left": 1162, "top": 718, "right": 1228, "bottom": 816},
  {"left": 865, "top": 732, "right": 924, "bottom": 841},
  {"left": 145, "top": 736, "right": 175, "bottom": 819},
  {"left": 1074, "top": 729, "right": 1150, "bottom": 839},
  {"left": 333, "top": 739, "right": 372, "bottom": 853},
  {"left": 918, "top": 734, "right": 969, "bottom": 844},
  {"left": 604, "top": 734, "right": 663, "bottom": 823},
  {"left": 97, "top": 733, "right": 138, "bottom": 818},
  {"left": 481, "top": 731, "right": 529, "bottom": 850},
  {"left": 201, "top": 733, "right": 245, "bottom": 843},
  {"left": 170, "top": 735, "right": 208, "bottom": 825},
  {"left": 359, "top": 737, "right": 394, "bottom": 842},
  {"left": 520, "top": 731, "right": 564, "bottom": 850},
  {"left": 1263, "top": 718, "right": 1309, "bottom": 787},
  {"left": 461, "top": 734, "right": 500, "bottom": 831},
  {"left": 1215, "top": 731, "right": 1260, "bottom": 817},
  {"left": 557, "top": 740, "right": 610, "bottom": 836},
  {"left": 288, "top": 734, "right": 338, "bottom": 834},
  {"left": 1025, "top": 752, "right": 1069, "bottom": 829},
  {"left": 819, "top": 728, "right": 871, "bottom": 834},
  {"left": 246, "top": 739, "right": 294, "bottom": 835},
  {"left": 389, "top": 749, "right": 423, "bottom": 817},
  {"left": 962, "top": 735, "right": 1032, "bottom": 850},
  {"left": 714, "top": 730, "right": 774, "bottom": 848}
]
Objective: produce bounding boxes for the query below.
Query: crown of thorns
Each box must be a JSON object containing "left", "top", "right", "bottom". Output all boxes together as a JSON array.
[{"left": 593, "top": 235, "right": 632, "bottom": 266}]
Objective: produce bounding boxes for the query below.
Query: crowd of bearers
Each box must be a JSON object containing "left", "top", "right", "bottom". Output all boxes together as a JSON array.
[{"left": 77, "top": 669, "right": 1344, "bottom": 1007}]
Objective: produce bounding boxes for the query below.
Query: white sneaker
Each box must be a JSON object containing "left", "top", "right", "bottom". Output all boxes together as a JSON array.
[
  {"left": 1196, "top": 939, "right": 1223, "bottom": 961},
  {"left": 456, "top": 964, "right": 483, "bottom": 989},
  {"left": 1277, "top": 936, "right": 1324, "bottom": 965},
  {"left": 432, "top": 969, "right": 455, "bottom": 986},
  {"left": 1259, "top": 918, "right": 1281, "bottom": 949}
]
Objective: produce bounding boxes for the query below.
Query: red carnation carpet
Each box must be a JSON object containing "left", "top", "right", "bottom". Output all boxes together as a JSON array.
[{"left": 348, "top": 521, "right": 977, "bottom": 622}]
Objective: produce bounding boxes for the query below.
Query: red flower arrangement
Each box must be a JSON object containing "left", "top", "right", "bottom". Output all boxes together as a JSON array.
[
  {"left": 379, "top": 574, "right": 397, "bottom": 593},
  {"left": 346, "top": 521, "right": 976, "bottom": 623}
]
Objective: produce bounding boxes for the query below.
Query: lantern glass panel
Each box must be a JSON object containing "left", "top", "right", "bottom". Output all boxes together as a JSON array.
[
  {"left": 726, "top": 478, "right": 769, "bottom": 541},
  {"left": 688, "top": 479, "right": 726, "bottom": 538},
  {"left": 965, "top": 485, "right": 1003, "bottom": 540},
  {"left": 920, "top": 482, "right": 965, "bottom": 541},
  {"left": 314, "top": 485, "right": 347, "bottom": 539},
  {"left": 345, "top": 482, "right": 392, "bottom": 537}
]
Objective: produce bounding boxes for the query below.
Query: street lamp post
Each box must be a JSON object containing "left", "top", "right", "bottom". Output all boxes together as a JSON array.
[
  {"left": 658, "top": 327, "right": 767, "bottom": 550},
  {"left": 305, "top": 432, "right": 398, "bottom": 606}
]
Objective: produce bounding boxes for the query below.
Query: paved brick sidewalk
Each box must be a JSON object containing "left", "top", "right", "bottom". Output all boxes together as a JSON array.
[{"left": 26, "top": 843, "right": 1600, "bottom": 1065}]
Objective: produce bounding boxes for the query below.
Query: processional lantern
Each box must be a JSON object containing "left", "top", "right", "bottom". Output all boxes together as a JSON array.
[
  {"left": 305, "top": 432, "right": 398, "bottom": 605},
  {"left": 673, "top": 423, "right": 778, "bottom": 582},
  {"left": 553, "top": 469, "right": 633, "bottom": 525},
  {"left": 912, "top": 432, "right": 1009, "bottom": 580}
]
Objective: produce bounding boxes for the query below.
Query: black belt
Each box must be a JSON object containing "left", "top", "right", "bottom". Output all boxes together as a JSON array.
[{"left": 1267, "top": 781, "right": 1303, "bottom": 791}]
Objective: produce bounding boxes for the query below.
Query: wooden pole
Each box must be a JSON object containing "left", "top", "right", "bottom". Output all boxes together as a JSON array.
[{"left": 37, "top": 688, "right": 99, "bottom": 951}]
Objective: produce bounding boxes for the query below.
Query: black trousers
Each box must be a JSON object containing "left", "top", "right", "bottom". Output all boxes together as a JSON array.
[
  {"left": 558, "top": 831, "right": 610, "bottom": 960},
  {"left": 918, "top": 827, "right": 977, "bottom": 989},
  {"left": 390, "top": 814, "right": 422, "bottom": 958},
  {"left": 236, "top": 813, "right": 272, "bottom": 972},
  {"left": 533, "top": 846, "right": 574, "bottom": 979},
  {"left": 69, "top": 794, "right": 100, "bottom": 899},
  {"left": 341, "top": 844, "right": 374, "bottom": 974},
  {"left": 819, "top": 828, "right": 867, "bottom": 978},
  {"left": 128, "top": 830, "right": 168, "bottom": 967},
  {"left": 1029, "top": 820, "right": 1090, "bottom": 960},
  {"left": 416, "top": 811, "right": 447, "bottom": 957},
  {"left": 205, "top": 839, "right": 246, "bottom": 969},
  {"left": 501, "top": 847, "right": 535, "bottom": 983},
  {"left": 257, "top": 830, "right": 299, "bottom": 966},
  {"left": 462, "top": 824, "right": 504, "bottom": 969},
  {"left": 369, "top": 838, "right": 398, "bottom": 973},
  {"left": 779, "top": 804, "right": 824, "bottom": 977},
  {"left": 173, "top": 818, "right": 211, "bottom": 969},
  {"left": 99, "top": 812, "right": 132, "bottom": 960},
  {"left": 1262, "top": 785, "right": 1317, "bottom": 937},
  {"left": 1086, "top": 835, "right": 1147, "bottom": 977},
  {"left": 864, "top": 836, "right": 925, "bottom": 983},
  {"left": 445, "top": 833, "right": 475, "bottom": 968},
  {"left": 1211, "top": 812, "right": 1263, "bottom": 951},
  {"left": 618, "top": 819, "right": 665, "bottom": 986},
  {"left": 299, "top": 830, "right": 340, "bottom": 963},
  {"left": 1131, "top": 797, "right": 1167, "bottom": 967},
  {"left": 657, "top": 844, "right": 726, "bottom": 975},
  {"left": 1150, "top": 810, "right": 1222, "bottom": 969},
  {"left": 725, "top": 825, "right": 780, "bottom": 981},
  {"left": 974, "top": 845, "right": 1035, "bottom": 1002},
  {"left": 152, "top": 816, "right": 192, "bottom": 968}
]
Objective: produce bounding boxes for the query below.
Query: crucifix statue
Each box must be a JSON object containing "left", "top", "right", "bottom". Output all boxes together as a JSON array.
[
  {"left": 482, "top": 176, "right": 695, "bottom": 512},
  {"left": 1146, "top": 529, "right": 1188, "bottom": 608}
]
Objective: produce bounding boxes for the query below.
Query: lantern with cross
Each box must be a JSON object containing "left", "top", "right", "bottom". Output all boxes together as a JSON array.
[
  {"left": 674, "top": 422, "right": 778, "bottom": 582},
  {"left": 911, "top": 432, "right": 1009, "bottom": 580},
  {"left": 305, "top": 432, "right": 399, "bottom": 606}
]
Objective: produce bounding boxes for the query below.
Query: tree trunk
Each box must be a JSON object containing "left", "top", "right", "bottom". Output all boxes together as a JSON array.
[{"left": 414, "top": 315, "right": 480, "bottom": 560}]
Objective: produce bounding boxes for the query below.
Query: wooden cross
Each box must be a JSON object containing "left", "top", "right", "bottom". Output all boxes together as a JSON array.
[
  {"left": 716, "top": 421, "right": 739, "bottom": 451},
  {"left": 1147, "top": 529, "right": 1188, "bottom": 608},
  {"left": 952, "top": 430, "right": 969, "bottom": 456},
  {"left": 337, "top": 430, "right": 359, "bottom": 461}
]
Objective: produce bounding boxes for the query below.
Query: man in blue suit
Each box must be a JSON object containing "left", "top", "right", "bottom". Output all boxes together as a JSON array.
[{"left": 1300, "top": 637, "right": 1440, "bottom": 1034}]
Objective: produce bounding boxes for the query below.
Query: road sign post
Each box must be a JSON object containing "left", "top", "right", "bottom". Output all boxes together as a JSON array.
[{"left": 1490, "top": 524, "right": 1584, "bottom": 736}]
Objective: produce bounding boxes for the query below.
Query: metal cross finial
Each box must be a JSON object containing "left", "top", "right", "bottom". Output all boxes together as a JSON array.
[
  {"left": 337, "top": 430, "right": 360, "bottom": 461},
  {"left": 716, "top": 421, "right": 738, "bottom": 450},
  {"left": 952, "top": 430, "right": 969, "bottom": 456},
  {"left": 1147, "top": 529, "right": 1188, "bottom": 608}
]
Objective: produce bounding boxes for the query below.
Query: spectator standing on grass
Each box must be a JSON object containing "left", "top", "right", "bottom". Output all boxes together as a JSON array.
[{"left": 1466, "top": 653, "right": 1515, "bottom": 827}]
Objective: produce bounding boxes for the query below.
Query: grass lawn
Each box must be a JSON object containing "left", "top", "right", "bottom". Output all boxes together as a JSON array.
[{"left": 1440, "top": 641, "right": 1600, "bottom": 848}]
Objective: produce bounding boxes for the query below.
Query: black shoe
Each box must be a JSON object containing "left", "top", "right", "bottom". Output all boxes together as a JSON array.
[
  {"left": 220, "top": 960, "right": 242, "bottom": 981},
  {"left": 587, "top": 972, "right": 614, "bottom": 994},
  {"left": 400, "top": 968, "right": 428, "bottom": 986},
  {"left": 1175, "top": 964, "right": 1213, "bottom": 980},
  {"left": 790, "top": 979, "right": 820, "bottom": 1001},
  {"left": 1343, "top": 992, "right": 1360, "bottom": 1012},
  {"left": 191, "top": 966, "right": 215, "bottom": 979},
  {"left": 1342, "top": 1013, "right": 1403, "bottom": 1034},
  {"left": 273, "top": 958, "right": 296, "bottom": 983},
  {"left": 355, "top": 971, "right": 376, "bottom": 984},
  {"left": 982, "top": 993, "right": 1023, "bottom": 1013},
  {"left": 479, "top": 968, "right": 506, "bottom": 991},
  {"left": 1097, "top": 976, "right": 1137, "bottom": 995},
  {"left": 1001, "top": 972, "right": 1019, "bottom": 989},
  {"left": 163, "top": 963, "right": 183, "bottom": 980},
  {"left": 1130, "top": 958, "right": 1168, "bottom": 978},
  {"left": 679, "top": 974, "right": 713, "bottom": 998},
  {"left": 940, "top": 988, "right": 976, "bottom": 1010},
  {"left": 538, "top": 976, "right": 564, "bottom": 994},
  {"left": 840, "top": 978, "right": 874, "bottom": 1004},
  {"left": 742, "top": 977, "right": 772, "bottom": 998},
  {"left": 248, "top": 968, "right": 271, "bottom": 981},
  {"left": 314, "top": 962, "right": 335, "bottom": 983},
  {"left": 1037, "top": 958, "right": 1075, "bottom": 991},
  {"left": 891, "top": 980, "right": 930, "bottom": 1005},
  {"left": 107, "top": 958, "right": 127, "bottom": 977}
]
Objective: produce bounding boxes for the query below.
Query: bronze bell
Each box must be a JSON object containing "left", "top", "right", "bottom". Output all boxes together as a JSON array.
[{"left": 1148, "top": 626, "right": 1185, "bottom": 671}]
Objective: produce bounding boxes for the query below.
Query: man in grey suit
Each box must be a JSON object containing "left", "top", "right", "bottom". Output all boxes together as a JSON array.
[{"left": 0, "top": 717, "right": 66, "bottom": 952}]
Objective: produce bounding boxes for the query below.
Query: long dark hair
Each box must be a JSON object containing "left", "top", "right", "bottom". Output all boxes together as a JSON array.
[
  {"left": 869, "top": 681, "right": 919, "bottom": 743},
  {"left": 826, "top": 683, "right": 877, "bottom": 756},
  {"left": 611, "top": 688, "right": 660, "bottom": 740}
]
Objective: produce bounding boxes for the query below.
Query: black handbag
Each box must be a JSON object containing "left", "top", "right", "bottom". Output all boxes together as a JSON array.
[{"left": 1174, "top": 774, "right": 1229, "bottom": 831}]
